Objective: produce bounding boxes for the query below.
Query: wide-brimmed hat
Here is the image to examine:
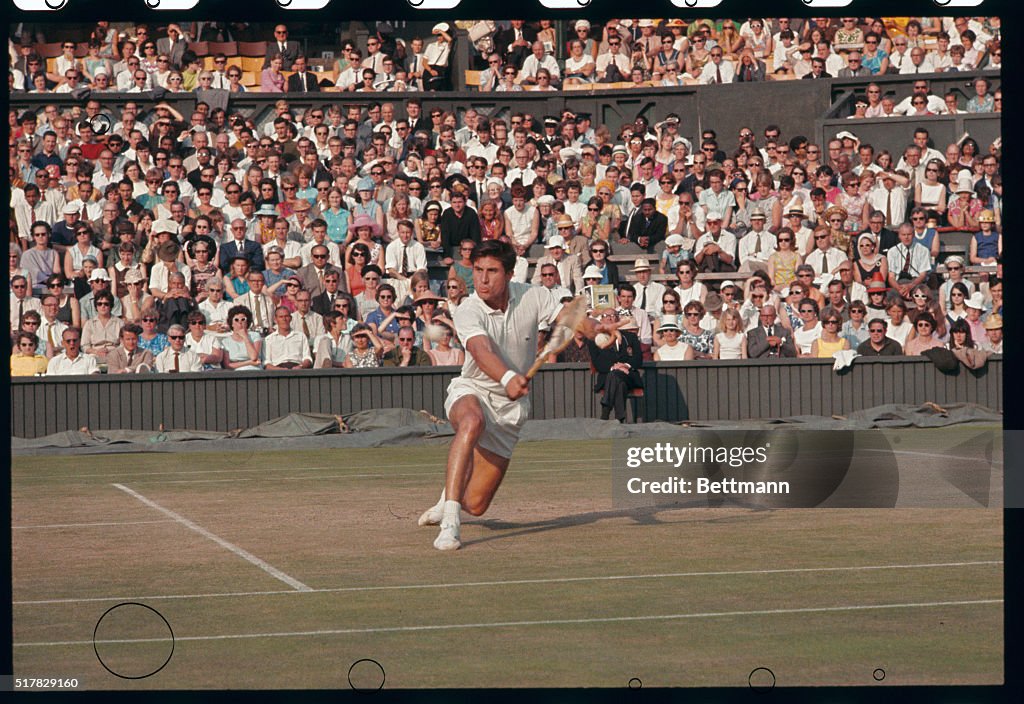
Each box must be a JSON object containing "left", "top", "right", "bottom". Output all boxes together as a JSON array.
[
  {"left": 432, "top": 22, "right": 451, "bottom": 35},
  {"left": 631, "top": 258, "right": 651, "bottom": 272},
  {"left": 583, "top": 265, "right": 603, "bottom": 280},
  {"left": 351, "top": 213, "right": 382, "bottom": 237},
  {"left": 823, "top": 205, "right": 848, "bottom": 221},
  {"left": 866, "top": 277, "right": 889, "bottom": 293},
  {"left": 89, "top": 269, "right": 111, "bottom": 282},
  {"left": 152, "top": 218, "right": 178, "bottom": 234},
  {"left": 157, "top": 240, "right": 180, "bottom": 262},
  {"left": 984, "top": 313, "right": 1003, "bottom": 330},
  {"left": 786, "top": 206, "right": 806, "bottom": 218},
  {"left": 978, "top": 210, "right": 996, "bottom": 223},
  {"left": 750, "top": 207, "right": 766, "bottom": 220},
  {"left": 413, "top": 290, "right": 444, "bottom": 305},
  {"left": 966, "top": 292, "right": 985, "bottom": 310},
  {"left": 656, "top": 315, "right": 682, "bottom": 333},
  {"left": 555, "top": 215, "right": 575, "bottom": 229},
  {"left": 255, "top": 204, "right": 277, "bottom": 218}
]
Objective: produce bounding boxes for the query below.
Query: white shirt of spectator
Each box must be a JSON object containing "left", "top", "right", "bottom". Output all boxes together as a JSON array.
[
  {"left": 37, "top": 317, "right": 67, "bottom": 346},
  {"left": 187, "top": 330, "right": 224, "bottom": 356},
  {"left": 263, "top": 329, "right": 312, "bottom": 367},
  {"left": 384, "top": 238, "right": 427, "bottom": 275},
  {"left": 521, "top": 53, "right": 561, "bottom": 82},
  {"left": 805, "top": 247, "right": 849, "bottom": 277},
  {"left": 867, "top": 185, "right": 910, "bottom": 229},
  {"left": 595, "top": 52, "right": 630, "bottom": 80},
  {"left": 738, "top": 229, "right": 778, "bottom": 266},
  {"left": 299, "top": 239, "right": 342, "bottom": 268},
  {"left": 694, "top": 229, "right": 738, "bottom": 261},
  {"left": 699, "top": 57, "right": 736, "bottom": 85},
  {"left": 263, "top": 238, "right": 303, "bottom": 263},
  {"left": 10, "top": 294, "right": 43, "bottom": 333},
  {"left": 633, "top": 280, "right": 666, "bottom": 318},
  {"left": 886, "top": 241, "right": 931, "bottom": 280},
  {"left": 674, "top": 282, "right": 707, "bottom": 307},
  {"left": 505, "top": 166, "right": 537, "bottom": 188},
  {"left": 199, "top": 298, "right": 232, "bottom": 334},
  {"left": 452, "top": 281, "right": 559, "bottom": 397},
  {"left": 47, "top": 351, "right": 99, "bottom": 376},
  {"left": 155, "top": 346, "right": 202, "bottom": 373},
  {"left": 292, "top": 310, "right": 325, "bottom": 341},
  {"left": 893, "top": 94, "right": 948, "bottom": 116},
  {"left": 149, "top": 260, "right": 192, "bottom": 295}
]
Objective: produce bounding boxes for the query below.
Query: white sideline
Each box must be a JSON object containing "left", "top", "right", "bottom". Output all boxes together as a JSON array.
[
  {"left": 14, "top": 560, "right": 1002, "bottom": 605},
  {"left": 111, "top": 483, "right": 311, "bottom": 593},
  {"left": 15, "top": 598, "right": 1003, "bottom": 647}
]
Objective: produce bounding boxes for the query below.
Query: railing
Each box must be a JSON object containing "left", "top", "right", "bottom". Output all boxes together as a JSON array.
[{"left": 11, "top": 357, "right": 1001, "bottom": 439}]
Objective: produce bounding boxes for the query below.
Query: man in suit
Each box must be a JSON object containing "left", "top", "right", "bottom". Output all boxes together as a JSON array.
[
  {"left": 219, "top": 219, "right": 265, "bottom": 272},
  {"left": 625, "top": 198, "right": 668, "bottom": 252},
  {"left": 746, "top": 305, "right": 797, "bottom": 358},
  {"left": 265, "top": 25, "right": 301, "bottom": 70},
  {"left": 587, "top": 311, "right": 643, "bottom": 422},
  {"left": 735, "top": 50, "right": 768, "bottom": 82},
  {"left": 234, "top": 272, "right": 277, "bottom": 336},
  {"left": 495, "top": 20, "right": 536, "bottom": 71},
  {"left": 106, "top": 324, "right": 156, "bottom": 373},
  {"left": 156, "top": 24, "right": 188, "bottom": 70},
  {"left": 802, "top": 57, "right": 832, "bottom": 80},
  {"left": 286, "top": 56, "right": 320, "bottom": 93},
  {"left": 311, "top": 270, "right": 345, "bottom": 316},
  {"left": 296, "top": 244, "right": 345, "bottom": 298}
]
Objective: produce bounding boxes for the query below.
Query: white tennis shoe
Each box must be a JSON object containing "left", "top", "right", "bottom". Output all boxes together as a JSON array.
[
  {"left": 418, "top": 504, "right": 443, "bottom": 526},
  {"left": 433, "top": 522, "right": 461, "bottom": 551}
]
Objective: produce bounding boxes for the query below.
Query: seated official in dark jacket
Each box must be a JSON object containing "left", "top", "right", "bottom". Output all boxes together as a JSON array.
[{"left": 586, "top": 310, "right": 643, "bottom": 422}]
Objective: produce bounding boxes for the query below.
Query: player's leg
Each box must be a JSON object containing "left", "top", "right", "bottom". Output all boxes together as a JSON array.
[
  {"left": 433, "top": 395, "right": 487, "bottom": 550},
  {"left": 461, "top": 446, "right": 511, "bottom": 516}
]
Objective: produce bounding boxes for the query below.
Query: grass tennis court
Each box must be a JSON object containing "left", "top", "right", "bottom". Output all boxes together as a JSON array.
[{"left": 12, "top": 428, "right": 1003, "bottom": 689}]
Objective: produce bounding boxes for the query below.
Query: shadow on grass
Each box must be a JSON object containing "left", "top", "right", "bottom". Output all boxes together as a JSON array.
[{"left": 465, "top": 504, "right": 775, "bottom": 547}]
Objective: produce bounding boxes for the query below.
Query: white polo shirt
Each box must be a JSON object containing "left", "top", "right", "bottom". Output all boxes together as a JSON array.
[
  {"left": 46, "top": 352, "right": 99, "bottom": 376},
  {"left": 453, "top": 282, "right": 559, "bottom": 396},
  {"left": 263, "top": 329, "right": 312, "bottom": 366}
]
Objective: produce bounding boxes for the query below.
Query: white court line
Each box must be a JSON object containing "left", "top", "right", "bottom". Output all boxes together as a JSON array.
[
  {"left": 21, "top": 455, "right": 609, "bottom": 480},
  {"left": 863, "top": 448, "right": 1003, "bottom": 465},
  {"left": 14, "top": 560, "right": 1002, "bottom": 605},
  {"left": 15, "top": 598, "right": 1003, "bottom": 647},
  {"left": 111, "top": 483, "right": 311, "bottom": 593},
  {"left": 13, "top": 519, "right": 177, "bottom": 530}
]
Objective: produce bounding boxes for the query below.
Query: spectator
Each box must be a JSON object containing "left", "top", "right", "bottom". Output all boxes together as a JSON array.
[
  {"left": 857, "top": 318, "right": 903, "bottom": 356},
  {"left": 11, "top": 331, "right": 48, "bottom": 376},
  {"left": 264, "top": 306, "right": 312, "bottom": 370},
  {"left": 46, "top": 326, "right": 100, "bottom": 375},
  {"left": 221, "top": 305, "right": 264, "bottom": 370},
  {"left": 154, "top": 324, "right": 202, "bottom": 372}
]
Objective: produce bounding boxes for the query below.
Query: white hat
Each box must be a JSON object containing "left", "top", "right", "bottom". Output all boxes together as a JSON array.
[
  {"left": 706, "top": 211, "right": 723, "bottom": 221},
  {"left": 583, "top": 265, "right": 603, "bottom": 280},
  {"left": 432, "top": 22, "right": 451, "bottom": 35},
  {"left": 62, "top": 203, "right": 80, "bottom": 215},
  {"left": 966, "top": 292, "right": 986, "bottom": 310},
  {"left": 152, "top": 218, "right": 178, "bottom": 234},
  {"left": 835, "top": 130, "right": 858, "bottom": 142},
  {"left": 638, "top": 19, "right": 655, "bottom": 28},
  {"left": 560, "top": 147, "right": 580, "bottom": 162},
  {"left": 719, "top": 279, "right": 738, "bottom": 291},
  {"left": 89, "top": 268, "right": 111, "bottom": 282},
  {"left": 631, "top": 258, "right": 651, "bottom": 272},
  {"left": 574, "top": 20, "right": 591, "bottom": 31},
  {"left": 665, "top": 234, "right": 685, "bottom": 248},
  {"left": 536, "top": 195, "right": 555, "bottom": 206},
  {"left": 611, "top": 144, "right": 628, "bottom": 156},
  {"left": 545, "top": 235, "right": 567, "bottom": 249},
  {"left": 656, "top": 315, "right": 682, "bottom": 333},
  {"left": 955, "top": 176, "right": 975, "bottom": 194}
]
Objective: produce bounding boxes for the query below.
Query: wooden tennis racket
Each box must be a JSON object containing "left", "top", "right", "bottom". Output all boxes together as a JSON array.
[{"left": 524, "top": 295, "right": 593, "bottom": 380}]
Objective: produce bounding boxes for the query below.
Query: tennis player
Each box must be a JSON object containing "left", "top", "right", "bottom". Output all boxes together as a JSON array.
[{"left": 419, "top": 239, "right": 600, "bottom": 550}]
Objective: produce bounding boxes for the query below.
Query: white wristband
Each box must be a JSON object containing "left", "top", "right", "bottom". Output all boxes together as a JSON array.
[{"left": 500, "top": 370, "right": 518, "bottom": 388}]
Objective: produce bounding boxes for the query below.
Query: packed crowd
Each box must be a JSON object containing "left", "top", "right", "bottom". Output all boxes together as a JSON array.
[
  {"left": 8, "top": 17, "right": 1002, "bottom": 96},
  {"left": 9, "top": 18, "right": 1003, "bottom": 378}
]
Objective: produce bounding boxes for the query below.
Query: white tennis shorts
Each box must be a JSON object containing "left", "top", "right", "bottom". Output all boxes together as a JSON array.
[{"left": 444, "top": 377, "right": 529, "bottom": 459}]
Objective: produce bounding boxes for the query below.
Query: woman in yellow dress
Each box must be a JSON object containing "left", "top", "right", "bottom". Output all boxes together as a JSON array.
[
  {"left": 811, "top": 307, "right": 850, "bottom": 358},
  {"left": 11, "top": 331, "right": 48, "bottom": 376}
]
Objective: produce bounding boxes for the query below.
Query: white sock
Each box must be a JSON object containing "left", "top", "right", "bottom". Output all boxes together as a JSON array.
[
  {"left": 432, "top": 488, "right": 446, "bottom": 510},
  {"left": 441, "top": 500, "right": 461, "bottom": 526}
]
